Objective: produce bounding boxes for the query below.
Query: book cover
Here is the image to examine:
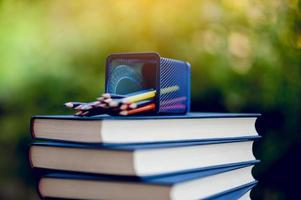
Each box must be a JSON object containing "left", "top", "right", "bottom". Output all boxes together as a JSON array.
[
  {"left": 30, "top": 112, "right": 261, "bottom": 144},
  {"left": 38, "top": 163, "right": 257, "bottom": 200}
]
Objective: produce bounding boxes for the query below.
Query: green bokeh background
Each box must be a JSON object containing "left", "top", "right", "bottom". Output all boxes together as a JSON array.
[{"left": 0, "top": 0, "right": 300, "bottom": 199}]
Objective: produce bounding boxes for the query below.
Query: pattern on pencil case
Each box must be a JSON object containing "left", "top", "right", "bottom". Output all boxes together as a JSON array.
[
  {"left": 160, "top": 96, "right": 187, "bottom": 106},
  {"left": 160, "top": 85, "right": 179, "bottom": 94},
  {"left": 107, "top": 58, "right": 143, "bottom": 94},
  {"left": 160, "top": 104, "right": 186, "bottom": 111},
  {"left": 159, "top": 58, "right": 188, "bottom": 113}
]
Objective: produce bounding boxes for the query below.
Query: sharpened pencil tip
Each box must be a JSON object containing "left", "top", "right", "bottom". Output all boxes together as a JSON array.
[
  {"left": 75, "top": 105, "right": 84, "bottom": 110},
  {"left": 102, "top": 93, "right": 111, "bottom": 98},
  {"left": 122, "top": 99, "right": 130, "bottom": 104},
  {"left": 104, "top": 98, "right": 112, "bottom": 103},
  {"left": 129, "top": 103, "right": 137, "bottom": 109},
  {"left": 109, "top": 101, "right": 119, "bottom": 107},
  {"left": 120, "top": 104, "right": 128, "bottom": 110},
  {"left": 64, "top": 102, "right": 73, "bottom": 108},
  {"left": 81, "top": 105, "right": 92, "bottom": 110},
  {"left": 98, "top": 103, "right": 106, "bottom": 108},
  {"left": 119, "top": 111, "right": 128, "bottom": 116},
  {"left": 82, "top": 111, "right": 89, "bottom": 116},
  {"left": 97, "top": 97, "right": 104, "bottom": 101},
  {"left": 75, "top": 111, "right": 83, "bottom": 116}
]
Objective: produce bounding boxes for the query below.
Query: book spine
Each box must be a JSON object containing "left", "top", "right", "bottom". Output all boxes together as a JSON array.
[
  {"left": 28, "top": 145, "right": 34, "bottom": 169},
  {"left": 30, "top": 116, "right": 36, "bottom": 139},
  {"left": 37, "top": 177, "right": 45, "bottom": 200}
]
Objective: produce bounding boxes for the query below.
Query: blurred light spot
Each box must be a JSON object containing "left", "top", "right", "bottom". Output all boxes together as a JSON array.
[
  {"left": 202, "top": 30, "right": 222, "bottom": 53},
  {"left": 231, "top": 59, "right": 252, "bottom": 74},
  {"left": 222, "top": 0, "right": 249, "bottom": 11},
  {"left": 201, "top": 2, "right": 222, "bottom": 22},
  {"left": 191, "top": 29, "right": 222, "bottom": 53},
  {"left": 247, "top": 5, "right": 265, "bottom": 25},
  {"left": 228, "top": 32, "right": 250, "bottom": 58}
]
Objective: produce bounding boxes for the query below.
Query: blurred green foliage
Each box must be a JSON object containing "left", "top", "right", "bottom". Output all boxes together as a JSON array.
[{"left": 0, "top": 0, "right": 300, "bottom": 199}]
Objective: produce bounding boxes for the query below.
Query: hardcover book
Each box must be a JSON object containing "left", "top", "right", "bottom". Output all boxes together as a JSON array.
[
  {"left": 37, "top": 163, "right": 257, "bottom": 200},
  {"left": 30, "top": 140, "right": 258, "bottom": 176},
  {"left": 31, "top": 112, "right": 260, "bottom": 144}
]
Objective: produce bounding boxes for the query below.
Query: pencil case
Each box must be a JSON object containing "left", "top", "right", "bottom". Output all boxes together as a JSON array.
[{"left": 105, "top": 52, "right": 191, "bottom": 115}]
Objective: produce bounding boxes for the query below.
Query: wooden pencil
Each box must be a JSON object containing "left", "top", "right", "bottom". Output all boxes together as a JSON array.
[
  {"left": 109, "top": 89, "right": 156, "bottom": 107},
  {"left": 75, "top": 110, "right": 84, "bottom": 116},
  {"left": 120, "top": 103, "right": 129, "bottom": 110},
  {"left": 121, "top": 90, "right": 156, "bottom": 104},
  {"left": 102, "top": 93, "right": 127, "bottom": 99},
  {"left": 119, "top": 103, "right": 156, "bottom": 116},
  {"left": 103, "top": 98, "right": 113, "bottom": 104},
  {"left": 75, "top": 101, "right": 99, "bottom": 110},
  {"left": 128, "top": 99, "right": 154, "bottom": 109},
  {"left": 79, "top": 107, "right": 106, "bottom": 116},
  {"left": 64, "top": 102, "right": 84, "bottom": 108}
]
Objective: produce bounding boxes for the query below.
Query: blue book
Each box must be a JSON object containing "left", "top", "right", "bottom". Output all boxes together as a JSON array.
[
  {"left": 30, "top": 140, "right": 259, "bottom": 177},
  {"left": 30, "top": 112, "right": 260, "bottom": 144},
  {"left": 204, "top": 181, "right": 256, "bottom": 200},
  {"left": 37, "top": 162, "right": 257, "bottom": 200}
]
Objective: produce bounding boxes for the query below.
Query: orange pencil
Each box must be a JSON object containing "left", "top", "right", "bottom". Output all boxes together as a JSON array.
[{"left": 119, "top": 103, "right": 156, "bottom": 116}]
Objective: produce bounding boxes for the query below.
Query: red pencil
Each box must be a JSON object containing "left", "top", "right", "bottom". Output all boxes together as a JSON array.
[{"left": 119, "top": 103, "right": 156, "bottom": 116}]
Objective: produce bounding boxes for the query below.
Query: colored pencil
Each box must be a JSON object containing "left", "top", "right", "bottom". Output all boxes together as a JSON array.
[
  {"left": 74, "top": 101, "right": 99, "bottom": 110},
  {"left": 95, "top": 103, "right": 108, "bottom": 108},
  {"left": 79, "top": 107, "right": 106, "bottom": 116},
  {"left": 119, "top": 103, "right": 156, "bottom": 116},
  {"left": 102, "top": 93, "right": 127, "bottom": 99},
  {"left": 75, "top": 110, "right": 84, "bottom": 116},
  {"left": 68, "top": 89, "right": 161, "bottom": 116},
  {"left": 121, "top": 90, "right": 156, "bottom": 104},
  {"left": 120, "top": 103, "right": 129, "bottom": 110},
  {"left": 128, "top": 99, "right": 154, "bottom": 109},
  {"left": 64, "top": 102, "right": 85, "bottom": 108},
  {"left": 118, "top": 99, "right": 153, "bottom": 111},
  {"left": 97, "top": 96, "right": 105, "bottom": 101},
  {"left": 108, "top": 89, "right": 156, "bottom": 107},
  {"left": 74, "top": 104, "right": 86, "bottom": 110},
  {"left": 125, "top": 89, "right": 154, "bottom": 96}
]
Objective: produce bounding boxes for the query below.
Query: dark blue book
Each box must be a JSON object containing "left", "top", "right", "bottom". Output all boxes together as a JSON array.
[
  {"left": 31, "top": 112, "right": 260, "bottom": 144},
  {"left": 204, "top": 181, "right": 256, "bottom": 200},
  {"left": 38, "top": 162, "right": 257, "bottom": 200},
  {"left": 30, "top": 140, "right": 259, "bottom": 176}
]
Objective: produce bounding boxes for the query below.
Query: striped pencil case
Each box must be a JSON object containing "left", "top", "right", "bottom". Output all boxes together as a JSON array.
[{"left": 105, "top": 52, "right": 191, "bottom": 115}]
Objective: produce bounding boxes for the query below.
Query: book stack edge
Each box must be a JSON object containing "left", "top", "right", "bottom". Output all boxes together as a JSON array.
[{"left": 29, "top": 112, "right": 260, "bottom": 200}]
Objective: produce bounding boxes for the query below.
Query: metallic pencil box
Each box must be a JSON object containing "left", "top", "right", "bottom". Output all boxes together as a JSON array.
[{"left": 105, "top": 52, "right": 191, "bottom": 114}]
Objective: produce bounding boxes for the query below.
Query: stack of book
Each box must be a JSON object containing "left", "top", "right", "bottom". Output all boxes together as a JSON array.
[{"left": 29, "top": 112, "right": 260, "bottom": 200}]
